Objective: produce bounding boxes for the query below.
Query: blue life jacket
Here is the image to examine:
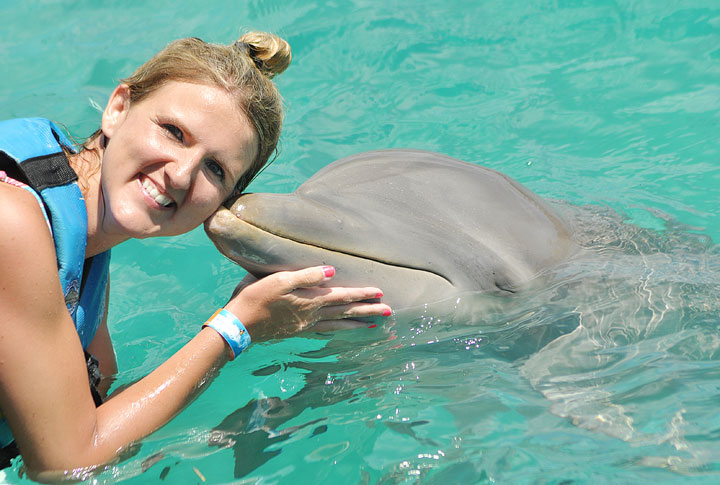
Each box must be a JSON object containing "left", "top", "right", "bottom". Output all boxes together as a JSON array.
[{"left": 0, "top": 118, "right": 111, "bottom": 447}]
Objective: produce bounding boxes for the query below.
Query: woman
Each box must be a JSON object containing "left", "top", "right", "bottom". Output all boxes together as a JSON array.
[{"left": 0, "top": 32, "right": 391, "bottom": 478}]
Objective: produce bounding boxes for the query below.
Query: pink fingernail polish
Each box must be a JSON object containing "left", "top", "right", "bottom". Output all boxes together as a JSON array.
[
  {"left": 322, "top": 266, "right": 335, "bottom": 278},
  {"left": 375, "top": 292, "right": 384, "bottom": 299},
  {"left": 382, "top": 309, "right": 392, "bottom": 317},
  {"left": 368, "top": 324, "right": 377, "bottom": 329}
]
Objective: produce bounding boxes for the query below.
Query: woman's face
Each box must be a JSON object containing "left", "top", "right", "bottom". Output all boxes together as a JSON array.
[{"left": 99, "top": 80, "right": 258, "bottom": 239}]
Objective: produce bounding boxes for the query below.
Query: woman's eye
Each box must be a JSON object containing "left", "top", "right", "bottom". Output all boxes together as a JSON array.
[
  {"left": 162, "top": 123, "right": 184, "bottom": 142},
  {"left": 205, "top": 159, "right": 225, "bottom": 180}
]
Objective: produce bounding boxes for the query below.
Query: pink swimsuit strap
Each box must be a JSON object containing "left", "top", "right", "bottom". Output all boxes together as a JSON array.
[{"left": 0, "top": 170, "right": 31, "bottom": 189}]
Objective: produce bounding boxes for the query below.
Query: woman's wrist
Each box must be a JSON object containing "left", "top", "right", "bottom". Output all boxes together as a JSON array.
[{"left": 202, "top": 309, "right": 252, "bottom": 360}]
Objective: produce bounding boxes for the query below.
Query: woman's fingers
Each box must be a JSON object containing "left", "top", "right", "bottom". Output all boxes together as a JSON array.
[
  {"left": 225, "top": 266, "right": 392, "bottom": 341},
  {"left": 294, "top": 285, "right": 384, "bottom": 304},
  {"left": 317, "top": 301, "right": 392, "bottom": 321},
  {"left": 274, "top": 266, "right": 388, "bottom": 310},
  {"left": 272, "top": 265, "right": 336, "bottom": 293}
]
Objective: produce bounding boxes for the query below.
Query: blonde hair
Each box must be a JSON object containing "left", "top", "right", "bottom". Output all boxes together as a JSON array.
[{"left": 92, "top": 31, "right": 291, "bottom": 192}]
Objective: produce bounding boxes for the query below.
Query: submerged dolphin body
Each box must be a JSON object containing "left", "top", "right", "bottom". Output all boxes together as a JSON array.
[{"left": 205, "top": 149, "right": 578, "bottom": 309}]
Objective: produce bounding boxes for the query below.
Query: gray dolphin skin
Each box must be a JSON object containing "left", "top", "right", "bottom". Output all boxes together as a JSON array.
[{"left": 205, "top": 149, "right": 579, "bottom": 309}]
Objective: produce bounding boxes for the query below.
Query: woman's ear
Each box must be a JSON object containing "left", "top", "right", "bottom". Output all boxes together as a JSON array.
[{"left": 101, "top": 84, "right": 132, "bottom": 140}]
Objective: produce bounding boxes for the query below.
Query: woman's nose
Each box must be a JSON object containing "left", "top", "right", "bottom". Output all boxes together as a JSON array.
[{"left": 166, "top": 149, "right": 202, "bottom": 190}]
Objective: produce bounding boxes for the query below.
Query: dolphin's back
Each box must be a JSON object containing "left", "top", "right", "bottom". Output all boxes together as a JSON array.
[{"left": 296, "top": 150, "right": 575, "bottom": 291}]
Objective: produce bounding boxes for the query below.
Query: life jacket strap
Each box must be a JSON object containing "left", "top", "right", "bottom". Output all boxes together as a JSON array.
[{"left": 16, "top": 152, "right": 78, "bottom": 191}]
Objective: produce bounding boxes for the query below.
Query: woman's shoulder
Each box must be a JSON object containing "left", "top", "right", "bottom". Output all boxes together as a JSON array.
[
  {"left": 0, "top": 181, "right": 69, "bottom": 337},
  {"left": 0, "top": 182, "right": 56, "bottom": 278},
  {"left": 0, "top": 181, "right": 50, "bottom": 236}
]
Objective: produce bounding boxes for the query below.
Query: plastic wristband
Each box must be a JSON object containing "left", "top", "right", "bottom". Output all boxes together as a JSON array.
[{"left": 202, "top": 309, "right": 251, "bottom": 359}]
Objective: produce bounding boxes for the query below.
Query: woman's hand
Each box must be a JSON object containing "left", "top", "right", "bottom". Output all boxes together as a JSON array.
[{"left": 223, "top": 266, "right": 391, "bottom": 341}]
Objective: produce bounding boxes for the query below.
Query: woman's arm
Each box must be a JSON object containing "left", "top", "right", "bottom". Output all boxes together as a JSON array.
[
  {"left": 0, "top": 185, "right": 231, "bottom": 475},
  {"left": 0, "top": 183, "right": 391, "bottom": 478},
  {"left": 0, "top": 183, "right": 113, "bottom": 473}
]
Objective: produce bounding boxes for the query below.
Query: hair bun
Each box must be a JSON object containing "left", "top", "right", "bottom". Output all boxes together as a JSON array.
[{"left": 237, "top": 31, "right": 291, "bottom": 79}]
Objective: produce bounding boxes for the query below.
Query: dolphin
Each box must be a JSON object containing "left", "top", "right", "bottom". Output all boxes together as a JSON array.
[
  {"left": 205, "top": 149, "right": 579, "bottom": 309},
  {"left": 203, "top": 150, "right": 720, "bottom": 472}
]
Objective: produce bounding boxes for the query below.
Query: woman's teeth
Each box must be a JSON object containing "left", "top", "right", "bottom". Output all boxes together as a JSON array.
[{"left": 142, "top": 178, "right": 174, "bottom": 207}]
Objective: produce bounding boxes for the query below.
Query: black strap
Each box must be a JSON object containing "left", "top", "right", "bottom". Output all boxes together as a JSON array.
[
  {"left": 0, "top": 441, "right": 19, "bottom": 469},
  {"left": 0, "top": 152, "right": 28, "bottom": 184},
  {"left": 85, "top": 351, "right": 104, "bottom": 407},
  {"left": 14, "top": 152, "right": 77, "bottom": 191},
  {"left": 0, "top": 150, "right": 78, "bottom": 223}
]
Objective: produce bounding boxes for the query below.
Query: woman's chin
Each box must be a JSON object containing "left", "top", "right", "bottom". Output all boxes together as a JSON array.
[{"left": 102, "top": 211, "right": 165, "bottom": 240}]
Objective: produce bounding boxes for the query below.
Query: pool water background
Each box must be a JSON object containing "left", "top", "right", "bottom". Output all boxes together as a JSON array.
[{"left": 1, "top": 0, "right": 719, "bottom": 483}]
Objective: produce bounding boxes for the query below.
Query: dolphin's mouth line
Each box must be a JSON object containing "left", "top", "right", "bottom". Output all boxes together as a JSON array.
[{"left": 233, "top": 218, "right": 455, "bottom": 286}]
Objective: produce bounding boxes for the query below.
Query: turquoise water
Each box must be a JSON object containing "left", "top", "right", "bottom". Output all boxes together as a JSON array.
[{"left": 1, "top": 0, "right": 719, "bottom": 483}]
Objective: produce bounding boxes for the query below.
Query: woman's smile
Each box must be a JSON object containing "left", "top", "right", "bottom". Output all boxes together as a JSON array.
[{"left": 138, "top": 174, "right": 175, "bottom": 209}]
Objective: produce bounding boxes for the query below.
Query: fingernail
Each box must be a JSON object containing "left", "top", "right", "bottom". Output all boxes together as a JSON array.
[
  {"left": 375, "top": 292, "right": 384, "bottom": 299},
  {"left": 382, "top": 309, "right": 392, "bottom": 317},
  {"left": 322, "top": 266, "right": 335, "bottom": 278},
  {"left": 368, "top": 324, "right": 377, "bottom": 328}
]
